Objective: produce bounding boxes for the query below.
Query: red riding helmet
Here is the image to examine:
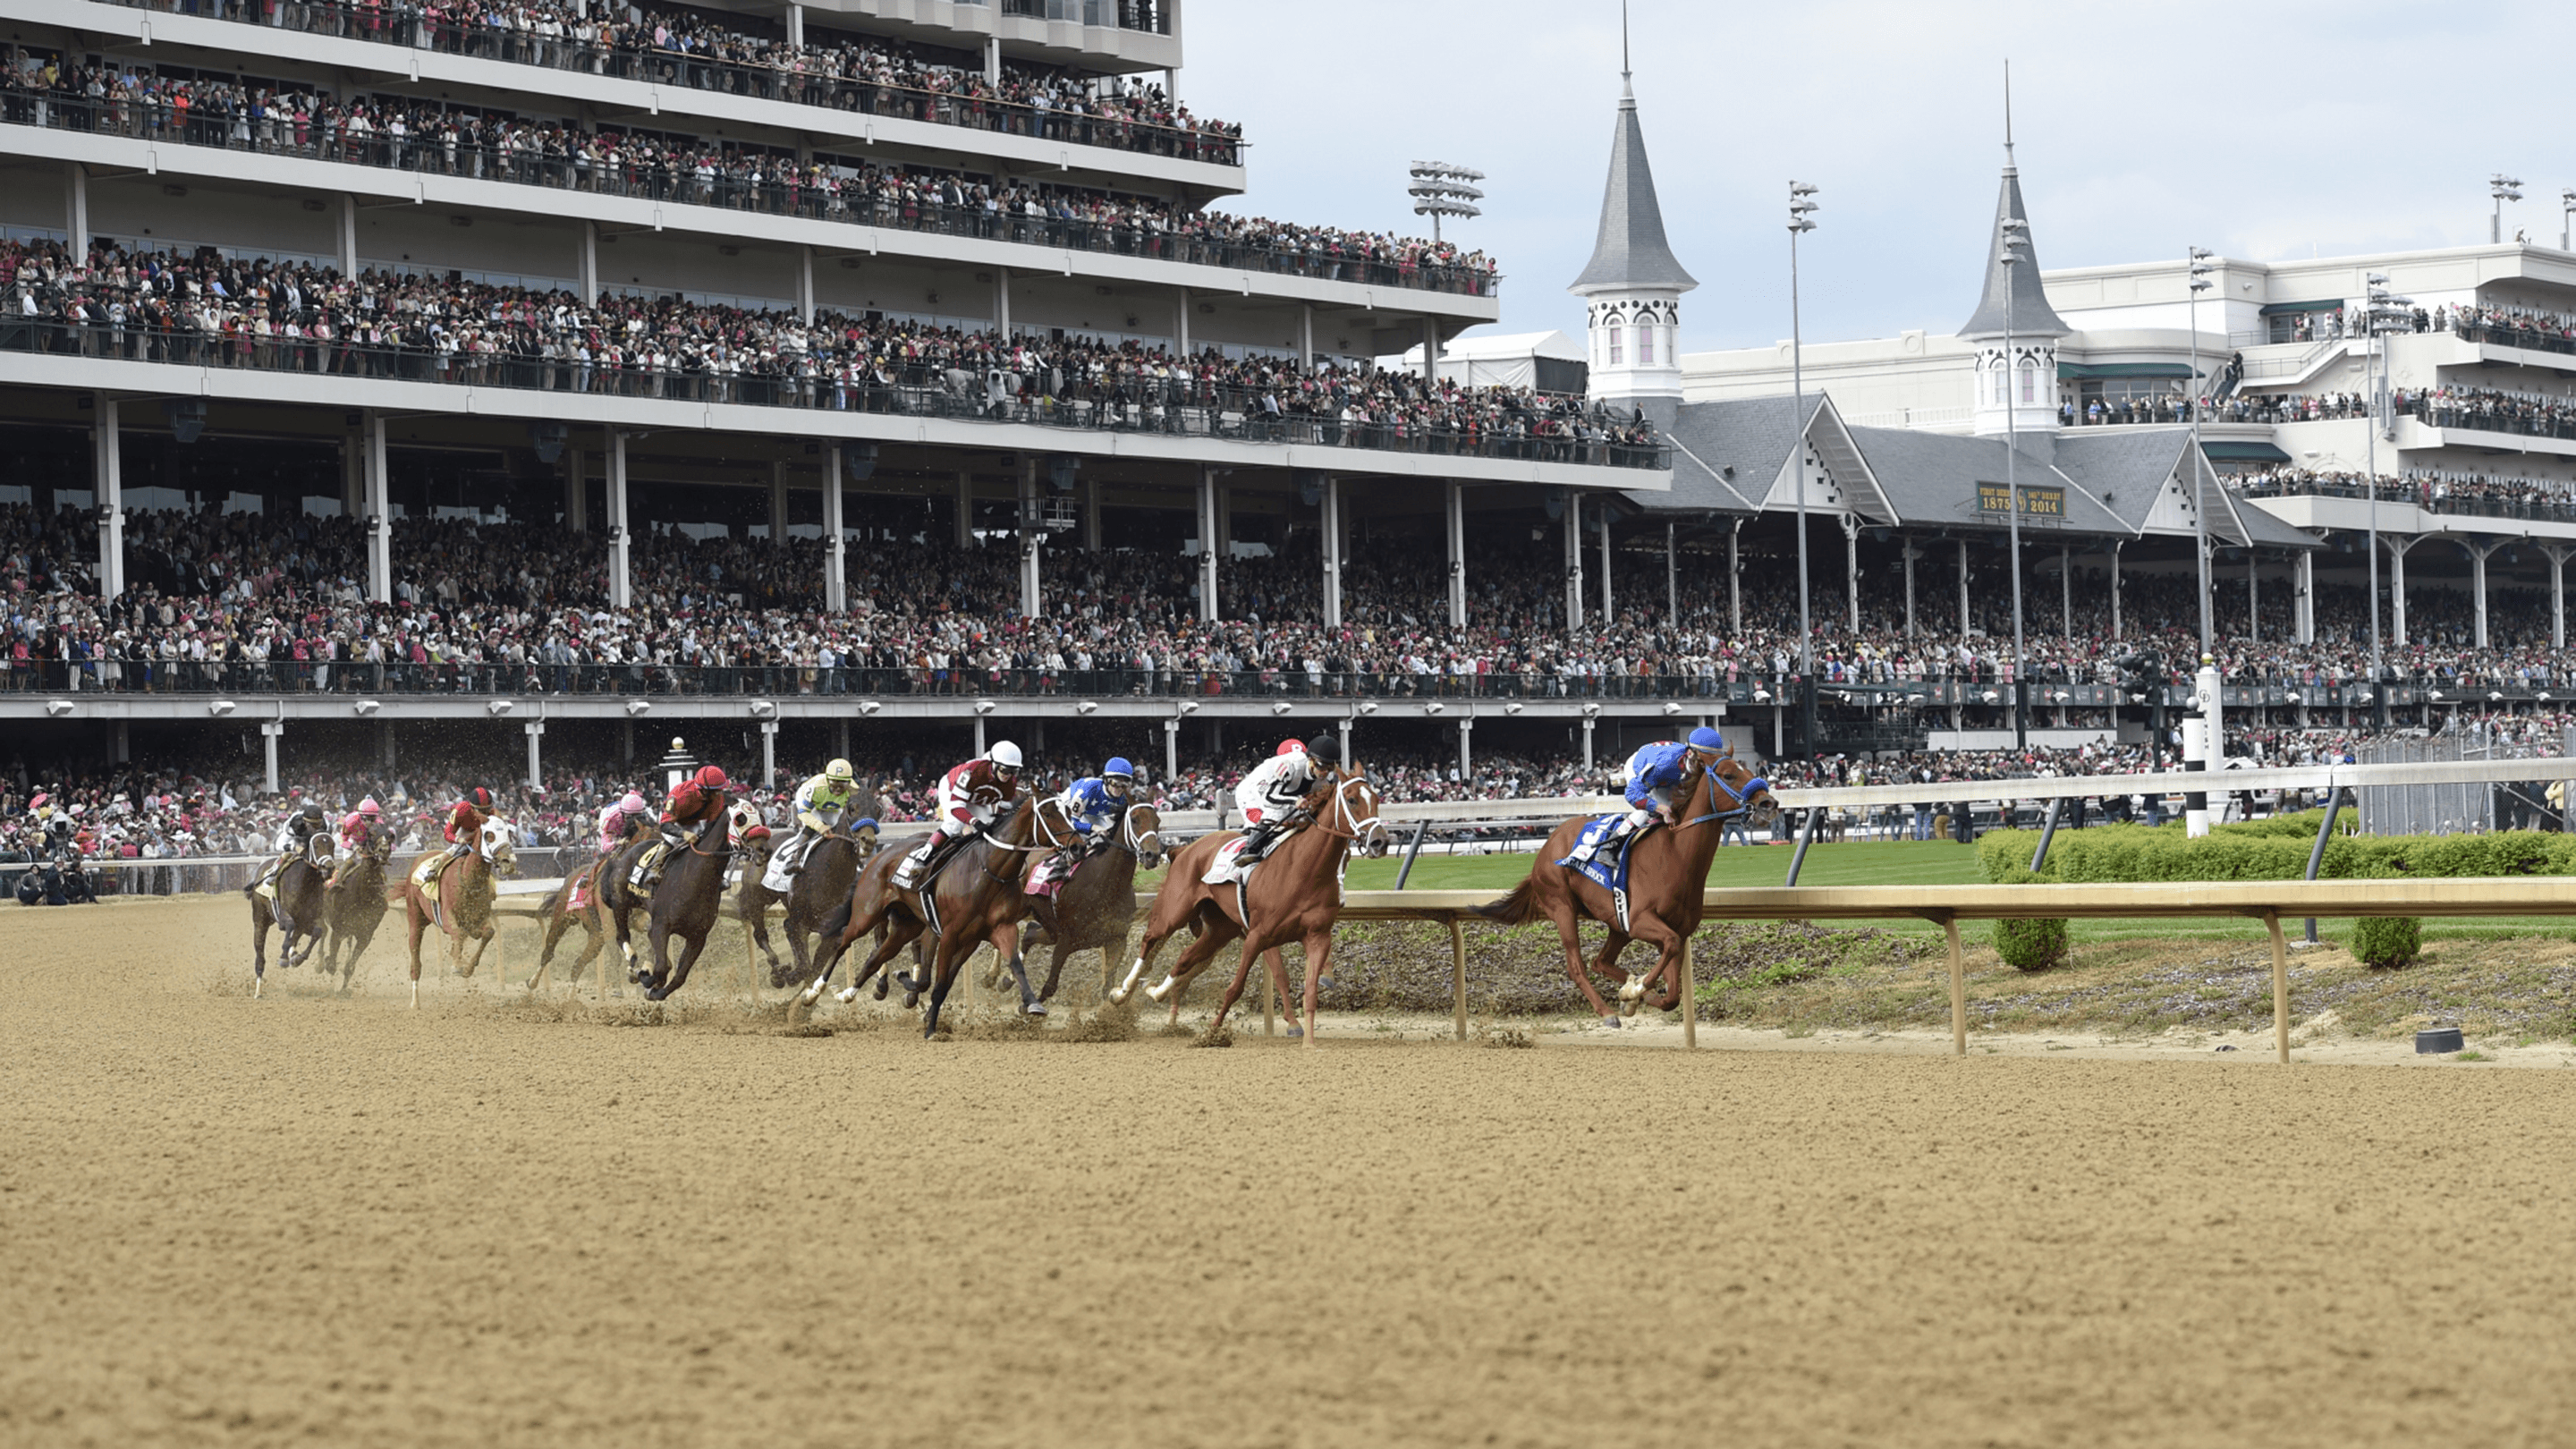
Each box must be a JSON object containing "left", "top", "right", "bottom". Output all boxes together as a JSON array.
[
  {"left": 694, "top": 765, "right": 730, "bottom": 791},
  {"left": 1275, "top": 739, "right": 1305, "bottom": 757},
  {"left": 465, "top": 787, "right": 493, "bottom": 809}
]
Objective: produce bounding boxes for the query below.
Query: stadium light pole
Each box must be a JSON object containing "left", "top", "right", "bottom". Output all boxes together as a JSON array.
[
  {"left": 2491, "top": 174, "right": 2523, "bottom": 244},
  {"left": 1407, "top": 161, "right": 1484, "bottom": 246},
  {"left": 2364, "top": 272, "right": 2413, "bottom": 729},
  {"left": 2188, "top": 248, "right": 2214, "bottom": 655},
  {"left": 1788, "top": 182, "right": 1818, "bottom": 756},
  {"left": 2562, "top": 188, "right": 2576, "bottom": 251},
  {"left": 2000, "top": 213, "right": 2029, "bottom": 749}
]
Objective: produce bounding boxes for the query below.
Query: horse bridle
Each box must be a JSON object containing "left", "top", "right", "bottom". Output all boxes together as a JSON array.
[
  {"left": 1111, "top": 802, "right": 1163, "bottom": 862},
  {"left": 1316, "top": 774, "right": 1383, "bottom": 843},
  {"left": 1679, "top": 757, "right": 1771, "bottom": 828},
  {"left": 969, "top": 797, "right": 1059, "bottom": 886}
]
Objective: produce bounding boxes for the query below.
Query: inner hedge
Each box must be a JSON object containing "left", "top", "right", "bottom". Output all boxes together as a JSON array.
[{"left": 1976, "top": 810, "right": 2576, "bottom": 884}]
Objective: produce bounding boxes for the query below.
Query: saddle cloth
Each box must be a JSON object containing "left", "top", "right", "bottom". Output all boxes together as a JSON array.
[
  {"left": 1200, "top": 836, "right": 1254, "bottom": 886},
  {"left": 1555, "top": 814, "right": 1640, "bottom": 895}
]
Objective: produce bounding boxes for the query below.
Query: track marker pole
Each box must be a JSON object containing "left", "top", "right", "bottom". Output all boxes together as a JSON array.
[
  {"left": 1681, "top": 935, "right": 1698, "bottom": 1050},
  {"left": 1945, "top": 915, "right": 1965, "bottom": 1056},
  {"left": 2267, "top": 911, "right": 2290, "bottom": 1064},
  {"left": 1449, "top": 917, "right": 1467, "bottom": 1041}
]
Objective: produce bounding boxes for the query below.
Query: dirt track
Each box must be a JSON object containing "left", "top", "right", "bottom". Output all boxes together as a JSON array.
[{"left": 7, "top": 896, "right": 2576, "bottom": 1447}]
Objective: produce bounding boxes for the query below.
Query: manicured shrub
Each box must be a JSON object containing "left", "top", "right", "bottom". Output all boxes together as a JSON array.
[
  {"left": 2349, "top": 915, "right": 2423, "bottom": 969},
  {"left": 1988, "top": 867, "right": 2070, "bottom": 971}
]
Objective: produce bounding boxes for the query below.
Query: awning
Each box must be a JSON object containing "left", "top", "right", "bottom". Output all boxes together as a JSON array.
[
  {"left": 2200, "top": 441, "right": 2292, "bottom": 462},
  {"left": 2058, "top": 361, "right": 2197, "bottom": 380},
  {"left": 2258, "top": 298, "right": 2347, "bottom": 316}
]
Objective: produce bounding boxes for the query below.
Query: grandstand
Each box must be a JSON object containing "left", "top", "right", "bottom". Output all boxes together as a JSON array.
[{"left": 4, "top": 10, "right": 2575, "bottom": 805}]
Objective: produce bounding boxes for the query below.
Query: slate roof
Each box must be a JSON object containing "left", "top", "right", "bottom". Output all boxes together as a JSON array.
[
  {"left": 1958, "top": 165, "right": 2070, "bottom": 339},
  {"left": 1568, "top": 81, "right": 1698, "bottom": 296}
]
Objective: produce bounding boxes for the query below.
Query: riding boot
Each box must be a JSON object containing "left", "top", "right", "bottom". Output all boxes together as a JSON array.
[{"left": 892, "top": 838, "right": 938, "bottom": 890}]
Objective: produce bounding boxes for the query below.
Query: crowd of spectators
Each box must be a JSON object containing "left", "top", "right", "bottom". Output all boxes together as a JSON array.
[
  {"left": 0, "top": 241, "right": 1633, "bottom": 465},
  {"left": 2229, "top": 465, "right": 2576, "bottom": 521},
  {"left": 61, "top": 1, "right": 1226, "bottom": 161},
  {"left": 0, "top": 56, "right": 1489, "bottom": 295}
]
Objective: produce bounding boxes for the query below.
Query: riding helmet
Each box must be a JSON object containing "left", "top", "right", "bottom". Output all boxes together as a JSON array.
[
  {"left": 1305, "top": 735, "right": 1344, "bottom": 768},
  {"left": 694, "top": 765, "right": 730, "bottom": 791},
  {"left": 988, "top": 741, "right": 1024, "bottom": 770},
  {"left": 1687, "top": 726, "right": 1725, "bottom": 752},
  {"left": 1102, "top": 757, "right": 1134, "bottom": 779},
  {"left": 826, "top": 758, "right": 855, "bottom": 783}
]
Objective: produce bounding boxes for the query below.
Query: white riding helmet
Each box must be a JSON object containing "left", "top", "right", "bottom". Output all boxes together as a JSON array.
[{"left": 987, "top": 740, "right": 1024, "bottom": 770}]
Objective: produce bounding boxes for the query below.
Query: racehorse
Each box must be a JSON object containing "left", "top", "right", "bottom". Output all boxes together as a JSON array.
[
  {"left": 1473, "top": 754, "right": 1777, "bottom": 1024},
  {"left": 624, "top": 809, "right": 741, "bottom": 1002},
  {"left": 524, "top": 830, "right": 654, "bottom": 994},
  {"left": 739, "top": 816, "right": 880, "bottom": 989},
  {"left": 245, "top": 835, "right": 332, "bottom": 999},
  {"left": 1008, "top": 802, "right": 1164, "bottom": 1008},
  {"left": 796, "top": 795, "right": 1068, "bottom": 1035},
  {"left": 1111, "top": 770, "right": 1385, "bottom": 1046},
  {"left": 400, "top": 817, "right": 521, "bottom": 1008},
  {"left": 314, "top": 818, "right": 395, "bottom": 992}
]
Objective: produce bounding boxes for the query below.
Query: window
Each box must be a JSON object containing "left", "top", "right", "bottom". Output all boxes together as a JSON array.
[
  {"left": 2018, "top": 360, "right": 2037, "bottom": 404},
  {"left": 1637, "top": 326, "right": 1654, "bottom": 366},
  {"left": 1607, "top": 326, "right": 1623, "bottom": 366}
]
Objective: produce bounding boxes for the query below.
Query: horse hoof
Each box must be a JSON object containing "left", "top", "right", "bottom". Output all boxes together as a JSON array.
[
  {"left": 1106, "top": 986, "right": 1131, "bottom": 1006},
  {"left": 1600, "top": 1014, "right": 1622, "bottom": 1029},
  {"left": 835, "top": 987, "right": 860, "bottom": 1005},
  {"left": 1284, "top": 1024, "right": 1303, "bottom": 1039},
  {"left": 1024, "top": 1003, "right": 1047, "bottom": 1018},
  {"left": 1143, "top": 978, "right": 1173, "bottom": 1004}
]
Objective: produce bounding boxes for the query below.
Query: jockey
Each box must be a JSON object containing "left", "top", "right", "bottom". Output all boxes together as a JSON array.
[
  {"left": 1030, "top": 758, "right": 1133, "bottom": 895},
  {"left": 1233, "top": 735, "right": 1340, "bottom": 868},
  {"left": 259, "top": 801, "right": 329, "bottom": 890},
  {"left": 768, "top": 758, "right": 860, "bottom": 886},
  {"left": 323, "top": 797, "right": 383, "bottom": 892},
  {"left": 893, "top": 741, "right": 1022, "bottom": 890},
  {"left": 635, "top": 766, "right": 731, "bottom": 891},
  {"left": 597, "top": 791, "right": 653, "bottom": 856},
  {"left": 424, "top": 787, "right": 496, "bottom": 878},
  {"left": 1575, "top": 727, "right": 1726, "bottom": 862}
]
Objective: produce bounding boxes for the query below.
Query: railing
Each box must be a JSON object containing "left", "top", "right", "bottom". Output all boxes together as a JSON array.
[
  {"left": 0, "top": 663, "right": 2538, "bottom": 702},
  {"left": 0, "top": 89, "right": 1493, "bottom": 300},
  {"left": 2454, "top": 319, "right": 2576, "bottom": 357},
  {"left": 89, "top": 0, "right": 1221, "bottom": 160},
  {"left": 2237, "top": 336, "right": 2345, "bottom": 381},
  {"left": 990, "top": 0, "right": 1174, "bottom": 30},
  {"left": 2409, "top": 395, "right": 2576, "bottom": 442},
  {"left": 2230, "top": 477, "right": 2576, "bottom": 524},
  {"left": 1836, "top": 405, "right": 1972, "bottom": 430},
  {"left": 0, "top": 321, "right": 1658, "bottom": 468}
]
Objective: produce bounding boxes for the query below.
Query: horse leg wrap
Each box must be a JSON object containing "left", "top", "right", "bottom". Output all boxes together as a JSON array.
[{"left": 1109, "top": 956, "right": 1146, "bottom": 1005}]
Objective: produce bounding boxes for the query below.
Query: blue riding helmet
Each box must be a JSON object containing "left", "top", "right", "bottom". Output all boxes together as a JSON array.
[
  {"left": 1103, "top": 757, "right": 1135, "bottom": 778},
  {"left": 1687, "top": 726, "right": 1725, "bottom": 752}
]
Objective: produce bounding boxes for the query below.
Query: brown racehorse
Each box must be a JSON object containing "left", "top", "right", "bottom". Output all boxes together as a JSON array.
[
  {"left": 401, "top": 817, "right": 521, "bottom": 1009},
  {"left": 738, "top": 818, "right": 880, "bottom": 989},
  {"left": 795, "top": 795, "right": 1067, "bottom": 1035},
  {"left": 315, "top": 818, "right": 395, "bottom": 992},
  {"left": 1110, "top": 769, "right": 1385, "bottom": 1047},
  {"left": 1009, "top": 802, "right": 1164, "bottom": 1008},
  {"left": 626, "top": 809, "right": 740, "bottom": 1002},
  {"left": 245, "top": 836, "right": 332, "bottom": 999},
  {"left": 525, "top": 827, "right": 656, "bottom": 994},
  {"left": 1473, "top": 755, "right": 1777, "bottom": 1024}
]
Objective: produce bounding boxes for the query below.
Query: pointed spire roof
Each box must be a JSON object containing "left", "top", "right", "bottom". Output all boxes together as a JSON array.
[
  {"left": 1959, "top": 143, "right": 2069, "bottom": 339},
  {"left": 1569, "top": 74, "right": 1697, "bottom": 297}
]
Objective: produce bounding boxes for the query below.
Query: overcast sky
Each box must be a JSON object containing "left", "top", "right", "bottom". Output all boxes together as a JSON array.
[{"left": 1185, "top": 0, "right": 2572, "bottom": 357}]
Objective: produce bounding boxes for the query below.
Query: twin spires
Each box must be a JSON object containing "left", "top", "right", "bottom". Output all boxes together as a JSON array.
[{"left": 1570, "top": 57, "right": 1692, "bottom": 423}]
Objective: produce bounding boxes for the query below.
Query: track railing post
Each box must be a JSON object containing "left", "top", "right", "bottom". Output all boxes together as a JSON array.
[
  {"left": 1944, "top": 915, "right": 1965, "bottom": 1055},
  {"left": 1395, "top": 819, "right": 1433, "bottom": 889},
  {"left": 1784, "top": 808, "right": 1823, "bottom": 886},
  {"left": 2267, "top": 911, "right": 2291, "bottom": 1064},
  {"left": 1448, "top": 917, "right": 1467, "bottom": 1040},
  {"left": 2029, "top": 798, "right": 2064, "bottom": 873},
  {"left": 2302, "top": 789, "right": 2344, "bottom": 944},
  {"left": 1680, "top": 935, "right": 1698, "bottom": 1049}
]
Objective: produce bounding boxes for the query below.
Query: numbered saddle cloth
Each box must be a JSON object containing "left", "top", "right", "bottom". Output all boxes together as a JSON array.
[
  {"left": 1555, "top": 815, "right": 1639, "bottom": 895},
  {"left": 1199, "top": 835, "right": 1254, "bottom": 886}
]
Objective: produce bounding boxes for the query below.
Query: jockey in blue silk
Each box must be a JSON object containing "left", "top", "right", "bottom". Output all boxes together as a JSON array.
[
  {"left": 1574, "top": 726, "right": 1728, "bottom": 862},
  {"left": 1032, "top": 758, "right": 1134, "bottom": 895}
]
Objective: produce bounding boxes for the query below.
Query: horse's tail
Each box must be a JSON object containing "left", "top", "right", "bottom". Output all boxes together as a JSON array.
[
  {"left": 1472, "top": 877, "right": 1543, "bottom": 928},
  {"left": 535, "top": 886, "right": 565, "bottom": 919}
]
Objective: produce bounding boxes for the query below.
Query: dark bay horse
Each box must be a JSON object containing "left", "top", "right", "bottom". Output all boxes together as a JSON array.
[
  {"left": 526, "top": 829, "right": 654, "bottom": 994},
  {"left": 315, "top": 819, "right": 394, "bottom": 992},
  {"left": 1111, "top": 770, "right": 1385, "bottom": 1046},
  {"left": 738, "top": 820, "right": 879, "bottom": 989},
  {"left": 795, "top": 796, "right": 1066, "bottom": 1036},
  {"left": 1010, "top": 802, "right": 1164, "bottom": 1007},
  {"left": 246, "top": 836, "right": 332, "bottom": 999},
  {"left": 1474, "top": 755, "right": 1777, "bottom": 1024},
  {"left": 625, "top": 809, "right": 739, "bottom": 1002},
  {"left": 401, "top": 818, "right": 521, "bottom": 1009}
]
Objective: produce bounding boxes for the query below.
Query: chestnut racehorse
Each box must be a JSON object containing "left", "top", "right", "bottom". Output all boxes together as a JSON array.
[
  {"left": 795, "top": 795, "right": 1069, "bottom": 1036},
  {"left": 1474, "top": 755, "right": 1776, "bottom": 1023},
  {"left": 1111, "top": 769, "right": 1385, "bottom": 1046},
  {"left": 401, "top": 817, "right": 521, "bottom": 1008}
]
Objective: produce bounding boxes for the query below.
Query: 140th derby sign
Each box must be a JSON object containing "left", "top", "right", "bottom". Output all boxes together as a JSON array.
[{"left": 1976, "top": 482, "right": 2066, "bottom": 518}]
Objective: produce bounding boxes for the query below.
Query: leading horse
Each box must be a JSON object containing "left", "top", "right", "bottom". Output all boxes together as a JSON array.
[
  {"left": 401, "top": 817, "right": 521, "bottom": 1008},
  {"left": 1111, "top": 770, "right": 1385, "bottom": 1046},
  {"left": 1474, "top": 754, "right": 1776, "bottom": 1023}
]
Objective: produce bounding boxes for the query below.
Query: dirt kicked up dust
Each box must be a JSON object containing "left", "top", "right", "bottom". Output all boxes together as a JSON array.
[{"left": 7, "top": 896, "right": 2576, "bottom": 1448}]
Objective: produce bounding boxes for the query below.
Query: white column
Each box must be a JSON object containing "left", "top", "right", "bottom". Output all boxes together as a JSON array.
[
  {"left": 1580, "top": 716, "right": 1595, "bottom": 772},
  {"left": 822, "top": 446, "right": 846, "bottom": 612},
  {"left": 1019, "top": 458, "right": 1041, "bottom": 618},
  {"left": 1082, "top": 476, "right": 1101, "bottom": 552},
  {"left": 995, "top": 266, "right": 1011, "bottom": 339},
  {"left": 760, "top": 721, "right": 779, "bottom": 792},
  {"left": 796, "top": 244, "right": 814, "bottom": 324},
  {"left": 1728, "top": 519, "right": 1741, "bottom": 634},
  {"left": 954, "top": 470, "right": 973, "bottom": 547},
  {"left": 1299, "top": 304, "right": 1315, "bottom": 365},
  {"left": 1338, "top": 716, "right": 1354, "bottom": 773},
  {"left": 767, "top": 460, "right": 788, "bottom": 542},
  {"left": 1174, "top": 288, "right": 1190, "bottom": 355},
  {"left": 2248, "top": 549, "right": 2260, "bottom": 643},
  {"left": 1563, "top": 495, "right": 1584, "bottom": 629},
  {"left": 524, "top": 721, "right": 545, "bottom": 790},
  {"left": 1957, "top": 538, "right": 1970, "bottom": 635},
  {"left": 338, "top": 193, "right": 358, "bottom": 276},
  {"left": 2389, "top": 537, "right": 2410, "bottom": 647},
  {"left": 1421, "top": 317, "right": 1440, "bottom": 382},
  {"left": 1665, "top": 520, "right": 1677, "bottom": 623},
  {"left": 786, "top": 3, "right": 803, "bottom": 47},
  {"left": 1197, "top": 467, "right": 1218, "bottom": 623},
  {"left": 580, "top": 220, "right": 600, "bottom": 306},
  {"left": 983, "top": 35, "right": 1000, "bottom": 84},
  {"left": 563, "top": 445, "right": 587, "bottom": 532},
  {"left": 1456, "top": 717, "right": 1472, "bottom": 779},
  {"left": 2109, "top": 542, "right": 2122, "bottom": 640},
  {"left": 92, "top": 395, "right": 121, "bottom": 599},
  {"left": 2296, "top": 550, "right": 2314, "bottom": 644},
  {"left": 1599, "top": 505, "right": 1614, "bottom": 623},
  {"left": 1321, "top": 476, "right": 1343, "bottom": 628},
  {"left": 1849, "top": 519, "right": 1864, "bottom": 633},
  {"left": 365, "top": 413, "right": 392, "bottom": 605},
  {"left": 1163, "top": 718, "right": 1179, "bottom": 781},
  {"left": 2470, "top": 541, "right": 2490, "bottom": 648},
  {"left": 63, "top": 163, "right": 88, "bottom": 255},
  {"left": 2551, "top": 547, "right": 2569, "bottom": 651},
  {"left": 1437, "top": 480, "right": 1465, "bottom": 627},
  {"left": 260, "top": 721, "right": 284, "bottom": 795},
  {"left": 606, "top": 428, "right": 631, "bottom": 608},
  {"left": 2060, "top": 545, "right": 2072, "bottom": 638},
  {"left": 1902, "top": 538, "right": 1916, "bottom": 640}
]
